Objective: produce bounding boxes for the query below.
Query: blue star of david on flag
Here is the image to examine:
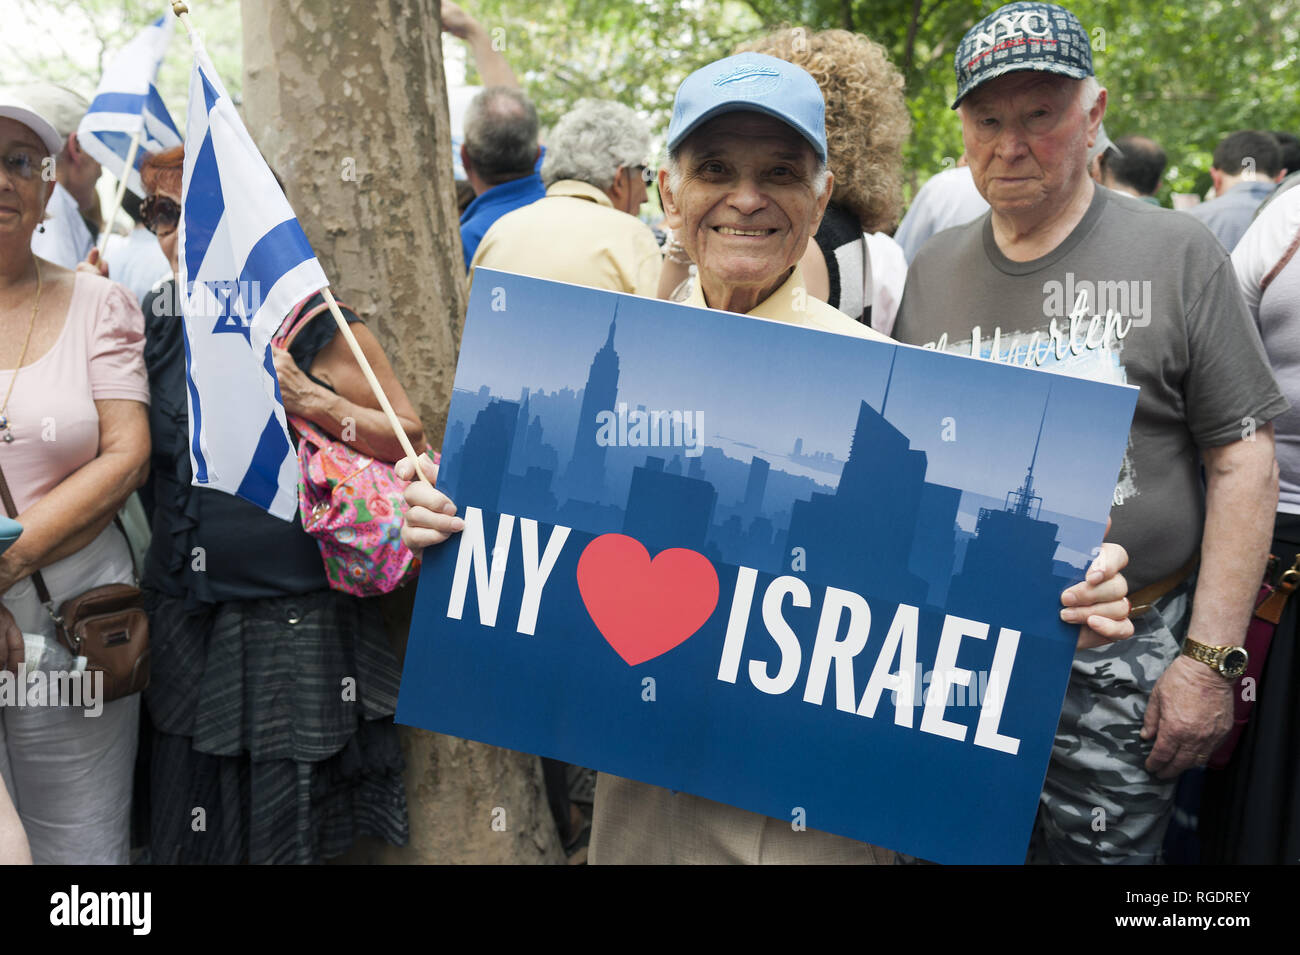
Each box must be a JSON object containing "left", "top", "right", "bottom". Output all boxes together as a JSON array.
[{"left": 206, "top": 280, "right": 250, "bottom": 340}]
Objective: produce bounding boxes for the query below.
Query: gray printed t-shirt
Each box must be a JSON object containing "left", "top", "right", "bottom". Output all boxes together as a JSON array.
[{"left": 894, "top": 185, "right": 1290, "bottom": 592}]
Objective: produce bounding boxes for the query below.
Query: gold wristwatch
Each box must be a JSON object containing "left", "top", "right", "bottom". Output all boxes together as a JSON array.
[{"left": 1181, "top": 637, "right": 1249, "bottom": 680}]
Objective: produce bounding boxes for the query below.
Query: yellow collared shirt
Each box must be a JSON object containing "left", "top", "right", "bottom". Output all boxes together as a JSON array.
[
  {"left": 683, "top": 264, "right": 893, "bottom": 342},
  {"left": 469, "top": 179, "right": 663, "bottom": 297}
]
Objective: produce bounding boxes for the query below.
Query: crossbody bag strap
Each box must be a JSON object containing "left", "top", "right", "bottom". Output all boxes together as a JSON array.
[
  {"left": 1259, "top": 227, "right": 1300, "bottom": 295},
  {"left": 0, "top": 457, "right": 57, "bottom": 618},
  {"left": 0, "top": 460, "right": 139, "bottom": 620},
  {"left": 276, "top": 296, "right": 343, "bottom": 352}
]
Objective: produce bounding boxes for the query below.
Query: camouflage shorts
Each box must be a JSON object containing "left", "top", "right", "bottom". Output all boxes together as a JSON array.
[{"left": 1027, "top": 583, "right": 1193, "bottom": 864}]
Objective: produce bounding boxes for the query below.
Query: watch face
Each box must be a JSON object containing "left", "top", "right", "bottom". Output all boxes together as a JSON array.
[{"left": 1221, "top": 648, "right": 1249, "bottom": 679}]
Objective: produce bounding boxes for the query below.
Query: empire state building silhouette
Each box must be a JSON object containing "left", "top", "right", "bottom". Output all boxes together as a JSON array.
[{"left": 563, "top": 308, "right": 620, "bottom": 503}]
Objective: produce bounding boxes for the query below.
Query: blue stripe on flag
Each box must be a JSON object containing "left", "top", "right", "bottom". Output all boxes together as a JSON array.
[
  {"left": 89, "top": 130, "right": 134, "bottom": 164},
  {"left": 262, "top": 345, "right": 282, "bottom": 394},
  {"left": 235, "top": 411, "right": 293, "bottom": 511},
  {"left": 184, "top": 129, "right": 223, "bottom": 296},
  {"left": 240, "top": 219, "right": 317, "bottom": 294},
  {"left": 144, "top": 84, "right": 182, "bottom": 140},
  {"left": 199, "top": 68, "right": 221, "bottom": 113},
  {"left": 179, "top": 317, "right": 210, "bottom": 483},
  {"left": 86, "top": 91, "right": 147, "bottom": 115}
]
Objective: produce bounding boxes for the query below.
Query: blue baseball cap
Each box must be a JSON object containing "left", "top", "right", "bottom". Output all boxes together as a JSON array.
[
  {"left": 952, "top": 2, "right": 1093, "bottom": 109},
  {"left": 666, "top": 53, "right": 827, "bottom": 162}
]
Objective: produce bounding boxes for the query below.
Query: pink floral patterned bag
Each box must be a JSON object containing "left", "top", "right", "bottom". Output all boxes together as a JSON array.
[{"left": 273, "top": 296, "right": 430, "bottom": 597}]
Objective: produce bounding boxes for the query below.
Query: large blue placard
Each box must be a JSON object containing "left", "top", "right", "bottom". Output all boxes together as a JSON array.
[{"left": 396, "top": 268, "right": 1138, "bottom": 864}]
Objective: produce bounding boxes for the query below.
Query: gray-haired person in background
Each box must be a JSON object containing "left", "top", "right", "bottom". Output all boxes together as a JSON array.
[
  {"left": 469, "top": 98, "right": 661, "bottom": 298},
  {"left": 458, "top": 86, "right": 545, "bottom": 268}
]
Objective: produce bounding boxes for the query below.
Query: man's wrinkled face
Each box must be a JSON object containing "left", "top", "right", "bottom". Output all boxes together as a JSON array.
[
  {"left": 960, "top": 73, "right": 1101, "bottom": 219},
  {"left": 662, "top": 112, "right": 830, "bottom": 297}
]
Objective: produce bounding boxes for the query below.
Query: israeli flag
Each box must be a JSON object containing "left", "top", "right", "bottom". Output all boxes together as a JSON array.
[
  {"left": 178, "top": 37, "right": 328, "bottom": 520},
  {"left": 76, "top": 14, "right": 182, "bottom": 198}
]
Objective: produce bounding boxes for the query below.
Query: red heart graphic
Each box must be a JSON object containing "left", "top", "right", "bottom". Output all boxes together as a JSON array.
[{"left": 577, "top": 534, "right": 720, "bottom": 666}]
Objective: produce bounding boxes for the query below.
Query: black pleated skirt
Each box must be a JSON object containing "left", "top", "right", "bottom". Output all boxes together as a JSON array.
[{"left": 141, "top": 588, "right": 409, "bottom": 864}]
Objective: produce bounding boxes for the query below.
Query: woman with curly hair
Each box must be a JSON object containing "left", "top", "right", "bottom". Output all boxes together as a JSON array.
[{"left": 658, "top": 28, "right": 912, "bottom": 334}]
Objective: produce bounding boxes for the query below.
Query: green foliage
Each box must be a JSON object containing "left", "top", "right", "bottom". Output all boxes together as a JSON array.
[
  {"left": 465, "top": 0, "right": 766, "bottom": 132},
  {"left": 1078, "top": 0, "right": 1300, "bottom": 197},
  {"left": 0, "top": 0, "right": 243, "bottom": 115},
  {"left": 460, "top": 0, "right": 1300, "bottom": 215},
  {"left": 14, "top": 1, "right": 1300, "bottom": 218}
]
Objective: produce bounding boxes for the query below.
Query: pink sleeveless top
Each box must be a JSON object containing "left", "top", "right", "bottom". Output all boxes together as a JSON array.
[{"left": 0, "top": 271, "right": 149, "bottom": 514}]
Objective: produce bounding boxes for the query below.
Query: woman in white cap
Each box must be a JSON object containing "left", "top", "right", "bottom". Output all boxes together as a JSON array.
[{"left": 0, "top": 91, "right": 151, "bottom": 863}]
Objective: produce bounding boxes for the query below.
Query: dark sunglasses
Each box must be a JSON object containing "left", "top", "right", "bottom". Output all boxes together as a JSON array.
[
  {"left": 142, "top": 194, "right": 181, "bottom": 234},
  {"left": 637, "top": 165, "right": 656, "bottom": 187}
]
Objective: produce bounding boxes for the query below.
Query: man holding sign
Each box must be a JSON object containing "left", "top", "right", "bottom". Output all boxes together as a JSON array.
[{"left": 399, "top": 52, "right": 1134, "bottom": 864}]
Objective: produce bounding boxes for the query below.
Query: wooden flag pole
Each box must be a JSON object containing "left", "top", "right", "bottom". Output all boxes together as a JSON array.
[
  {"left": 96, "top": 127, "right": 142, "bottom": 256},
  {"left": 172, "top": 1, "right": 435, "bottom": 488},
  {"left": 319, "top": 288, "right": 434, "bottom": 485}
]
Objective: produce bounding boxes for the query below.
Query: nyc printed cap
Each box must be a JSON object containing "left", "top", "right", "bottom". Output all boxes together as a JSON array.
[
  {"left": 952, "top": 2, "right": 1093, "bottom": 109},
  {"left": 667, "top": 53, "right": 827, "bottom": 162}
]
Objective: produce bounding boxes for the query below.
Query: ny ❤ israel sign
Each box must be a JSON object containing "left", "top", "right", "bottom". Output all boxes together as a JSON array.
[{"left": 396, "top": 269, "right": 1138, "bottom": 864}]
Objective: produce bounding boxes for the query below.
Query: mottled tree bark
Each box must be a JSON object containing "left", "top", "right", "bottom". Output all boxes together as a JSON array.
[
  {"left": 240, "top": 0, "right": 563, "bottom": 864},
  {"left": 239, "top": 0, "right": 462, "bottom": 440}
]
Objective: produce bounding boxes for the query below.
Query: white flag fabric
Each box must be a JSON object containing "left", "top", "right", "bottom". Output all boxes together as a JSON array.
[
  {"left": 178, "top": 36, "right": 329, "bottom": 520},
  {"left": 76, "top": 14, "right": 182, "bottom": 198}
]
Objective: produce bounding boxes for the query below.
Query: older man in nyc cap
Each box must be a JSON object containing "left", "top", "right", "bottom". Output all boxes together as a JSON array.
[{"left": 894, "top": 2, "right": 1288, "bottom": 863}]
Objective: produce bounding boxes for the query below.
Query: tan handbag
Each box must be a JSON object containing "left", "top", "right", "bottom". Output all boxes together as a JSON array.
[{"left": 0, "top": 462, "right": 149, "bottom": 702}]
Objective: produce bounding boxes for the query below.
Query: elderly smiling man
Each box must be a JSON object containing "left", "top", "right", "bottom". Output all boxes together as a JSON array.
[
  {"left": 587, "top": 55, "right": 903, "bottom": 863},
  {"left": 654, "top": 55, "right": 875, "bottom": 331},
  {"left": 894, "top": 2, "right": 1289, "bottom": 864}
]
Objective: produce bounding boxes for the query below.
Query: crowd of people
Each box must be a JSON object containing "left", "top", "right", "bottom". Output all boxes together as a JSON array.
[{"left": 1, "top": 0, "right": 1297, "bottom": 865}]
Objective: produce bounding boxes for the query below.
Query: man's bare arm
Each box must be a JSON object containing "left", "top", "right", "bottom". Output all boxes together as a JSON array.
[
  {"left": 442, "top": 1, "right": 519, "bottom": 89},
  {"left": 1142, "top": 425, "right": 1278, "bottom": 778}
]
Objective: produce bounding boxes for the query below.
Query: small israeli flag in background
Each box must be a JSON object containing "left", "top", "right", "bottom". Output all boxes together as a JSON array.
[{"left": 76, "top": 14, "right": 183, "bottom": 198}]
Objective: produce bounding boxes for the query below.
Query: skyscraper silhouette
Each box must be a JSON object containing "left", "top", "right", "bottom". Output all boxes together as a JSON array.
[
  {"left": 624, "top": 462, "right": 717, "bottom": 555},
  {"left": 455, "top": 398, "right": 520, "bottom": 510},
  {"left": 783, "top": 397, "right": 932, "bottom": 603},
  {"left": 947, "top": 388, "right": 1073, "bottom": 632},
  {"left": 563, "top": 309, "right": 620, "bottom": 504},
  {"left": 741, "top": 456, "right": 770, "bottom": 522},
  {"left": 508, "top": 388, "right": 531, "bottom": 475}
]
